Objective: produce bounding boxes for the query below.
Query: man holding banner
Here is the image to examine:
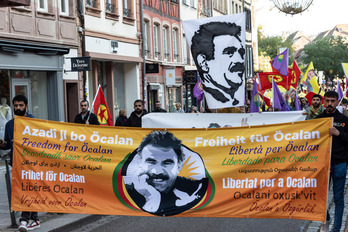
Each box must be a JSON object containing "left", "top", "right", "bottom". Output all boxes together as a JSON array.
[
  {"left": 316, "top": 91, "right": 348, "bottom": 232},
  {"left": 125, "top": 100, "right": 148, "bottom": 127},
  {"left": 74, "top": 100, "right": 99, "bottom": 125},
  {"left": 0, "top": 95, "right": 40, "bottom": 232}
]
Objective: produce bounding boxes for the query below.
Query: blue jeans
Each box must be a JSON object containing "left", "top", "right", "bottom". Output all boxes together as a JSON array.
[{"left": 329, "top": 162, "right": 347, "bottom": 232}]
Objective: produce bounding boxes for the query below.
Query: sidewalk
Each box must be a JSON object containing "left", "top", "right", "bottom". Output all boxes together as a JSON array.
[
  {"left": 1, "top": 159, "right": 348, "bottom": 232},
  {"left": 0, "top": 160, "right": 100, "bottom": 232},
  {"left": 306, "top": 176, "right": 348, "bottom": 232}
]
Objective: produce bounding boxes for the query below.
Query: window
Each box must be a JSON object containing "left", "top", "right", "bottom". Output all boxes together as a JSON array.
[
  {"left": 190, "top": 0, "right": 195, "bottom": 8},
  {"left": 235, "top": 3, "right": 238, "bottom": 13},
  {"left": 154, "top": 24, "right": 160, "bottom": 60},
  {"left": 144, "top": 20, "right": 151, "bottom": 58},
  {"left": 173, "top": 29, "right": 179, "bottom": 62},
  {"left": 246, "top": 45, "right": 253, "bottom": 79},
  {"left": 86, "top": 0, "right": 98, "bottom": 8},
  {"left": 37, "top": 0, "right": 48, "bottom": 12},
  {"left": 231, "top": 1, "right": 234, "bottom": 14},
  {"left": 105, "top": 0, "right": 116, "bottom": 14},
  {"left": 182, "top": 0, "right": 188, "bottom": 5},
  {"left": 183, "top": 34, "right": 189, "bottom": 64},
  {"left": 163, "top": 27, "right": 169, "bottom": 61},
  {"left": 59, "top": 0, "right": 69, "bottom": 15},
  {"left": 201, "top": 0, "right": 211, "bottom": 16},
  {"left": 123, "top": 0, "right": 132, "bottom": 18},
  {"left": 214, "top": 0, "right": 227, "bottom": 14},
  {"left": 245, "top": 8, "right": 251, "bottom": 32}
]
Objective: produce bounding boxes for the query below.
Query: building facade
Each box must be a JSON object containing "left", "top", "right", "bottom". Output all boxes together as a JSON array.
[
  {"left": 82, "top": 0, "right": 142, "bottom": 123},
  {"left": 143, "top": 0, "right": 183, "bottom": 113},
  {"left": 0, "top": 0, "right": 79, "bottom": 122}
]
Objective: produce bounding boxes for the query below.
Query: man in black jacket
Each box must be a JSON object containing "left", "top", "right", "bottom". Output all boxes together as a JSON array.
[
  {"left": 74, "top": 100, "right": 100, "bottom": 125},
  {"left": 152, "top": 101, "right": 167, "bottom": 113},
  {"left": 316, "top": 91, "right": 348, "bottom": 232},
  {"left": 125, "top": 99, "right": 147, "bottom": 127}
]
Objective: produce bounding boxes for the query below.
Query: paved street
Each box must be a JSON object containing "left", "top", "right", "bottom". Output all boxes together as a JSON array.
[{"left": 1, "top": 160, "right": 348, "bottom": 232}]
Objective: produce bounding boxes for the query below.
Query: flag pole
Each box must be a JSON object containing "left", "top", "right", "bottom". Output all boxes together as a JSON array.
[
  {"left": 256, "top": 73, "right": 265, "bottom": 112},
  {"left": 338, "top": 80, "right": 346, "bottom": 105},
  {"left": 272, "top": 77, "right": 274, "bottom": 112},
  {"left": 87, "top": 84, "right": 101, "bottom": 122}
]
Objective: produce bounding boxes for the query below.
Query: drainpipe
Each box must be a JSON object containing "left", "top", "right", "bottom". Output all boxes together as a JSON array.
[
  {"left": 78, "top": 0, "right": 87, "bottom": 100},
  {"left": 140, "top": 0, "right": 147, "bottom": 109}
]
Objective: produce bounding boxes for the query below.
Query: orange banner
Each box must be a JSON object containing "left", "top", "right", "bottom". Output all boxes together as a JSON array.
[{"left": 11, "top": 117, "right": 331, "bottom": 221}]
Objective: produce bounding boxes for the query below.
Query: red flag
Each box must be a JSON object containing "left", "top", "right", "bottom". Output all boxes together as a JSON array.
[
  {"left": 92, "top": 86, "right": 113, "bottom": 126},
  {"left": 305, "top": 91, "right": 323, "bottom": 106},
  {"left": 259, "top": 91, "right": 271, "bottom": 107},
  {"left": 288, "top": 60, "right": 301, "bottom": 89},
  {"left": 258, "top": 71, "right": 288, "bottom": 91}
]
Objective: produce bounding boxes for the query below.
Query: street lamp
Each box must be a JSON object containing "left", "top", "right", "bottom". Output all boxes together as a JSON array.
[{"left": 272, "top": 0, "right": 313, "bottom": 15}]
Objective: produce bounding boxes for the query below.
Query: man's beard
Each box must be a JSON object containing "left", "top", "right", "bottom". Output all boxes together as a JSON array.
[
  {"left": 312, "top": 103, "right": 320, "bottom": 108},
  {"left": 326, "top": 106, "right": 335, "bottom": 113},
  {"left": 15, "top": 109, "right": 26, "bottom": 116},
  {"left": 135, "top": 108, "right": 142, "bottom": 114}
]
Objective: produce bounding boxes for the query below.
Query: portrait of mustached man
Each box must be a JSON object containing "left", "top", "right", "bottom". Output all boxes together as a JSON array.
[{"left": 191, "top": 22, "right": 245, "bottom": 107}]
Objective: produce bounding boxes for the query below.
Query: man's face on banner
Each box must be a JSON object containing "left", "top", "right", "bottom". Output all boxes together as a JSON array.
[
  {"left": 138, "top": 144, "right": 180, "bottom": 193},
  {"left": 205, "top": 35, "right": 245, "bottom": 85},
  {"left": 307, "top": 70, "right": 315, "bottom": 80}
]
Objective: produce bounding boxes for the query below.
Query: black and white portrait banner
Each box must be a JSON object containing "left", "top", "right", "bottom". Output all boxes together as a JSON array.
[{"left": 182, "top": 13, "right": 246, "bottom": 109}]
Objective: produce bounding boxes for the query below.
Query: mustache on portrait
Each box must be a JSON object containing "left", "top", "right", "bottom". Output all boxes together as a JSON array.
[
  {"left": 147, "top": 173, "right": 169, "bottom": 181},
  {"left": 229, "top": 62, "right": 245, "bottom": 73}
]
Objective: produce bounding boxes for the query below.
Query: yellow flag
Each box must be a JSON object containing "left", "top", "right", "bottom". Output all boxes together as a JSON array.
[
  {"left": 301, "top": 62, "right": 320, "bottom": 93},
  {"left": 342, "top": 63, "right": 348, "bottom": 77}
]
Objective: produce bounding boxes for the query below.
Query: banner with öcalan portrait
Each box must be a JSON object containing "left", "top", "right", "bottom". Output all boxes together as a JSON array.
[
  {"left": 12, "top": 117, "right": 331, "bottom": 221},
  {"left": 182, "top": 13, "right": 246, "bottom": 109}
]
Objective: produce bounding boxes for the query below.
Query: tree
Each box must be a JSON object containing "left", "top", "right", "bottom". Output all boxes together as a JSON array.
[
  {"left": 300, "top": 36, "right": 348, "bottom": 80},
  {"left": 257, "top": 26, "right": 294, "bottom": 63}
]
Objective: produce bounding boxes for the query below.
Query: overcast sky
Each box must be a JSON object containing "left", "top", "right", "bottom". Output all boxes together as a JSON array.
[{"left": 255, "top": 0, "right": 348, "bottom": 37}]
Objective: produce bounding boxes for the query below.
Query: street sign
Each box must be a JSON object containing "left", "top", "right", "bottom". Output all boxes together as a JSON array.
[
  {"left": 146, "top": 63, "right": 159, "bottom": 73},
  {"left": 71, "top": 57, "right": 91, "bottom": 72}
]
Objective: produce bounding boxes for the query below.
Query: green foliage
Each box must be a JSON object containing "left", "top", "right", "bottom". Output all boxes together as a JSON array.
[
  {"left": 257, "top": 27, "right": 294, "bottom": 63},
  {"left": 300, "top": 36, "right": 348, "bottom": 80}
]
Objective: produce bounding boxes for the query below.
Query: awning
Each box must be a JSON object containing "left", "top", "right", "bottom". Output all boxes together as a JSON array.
[
  {"left": 0, "top": 0, "right": 30, "bottom": 7},
  {"left": 0, "top": 40, "right": 70, "bottom": 55}
]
